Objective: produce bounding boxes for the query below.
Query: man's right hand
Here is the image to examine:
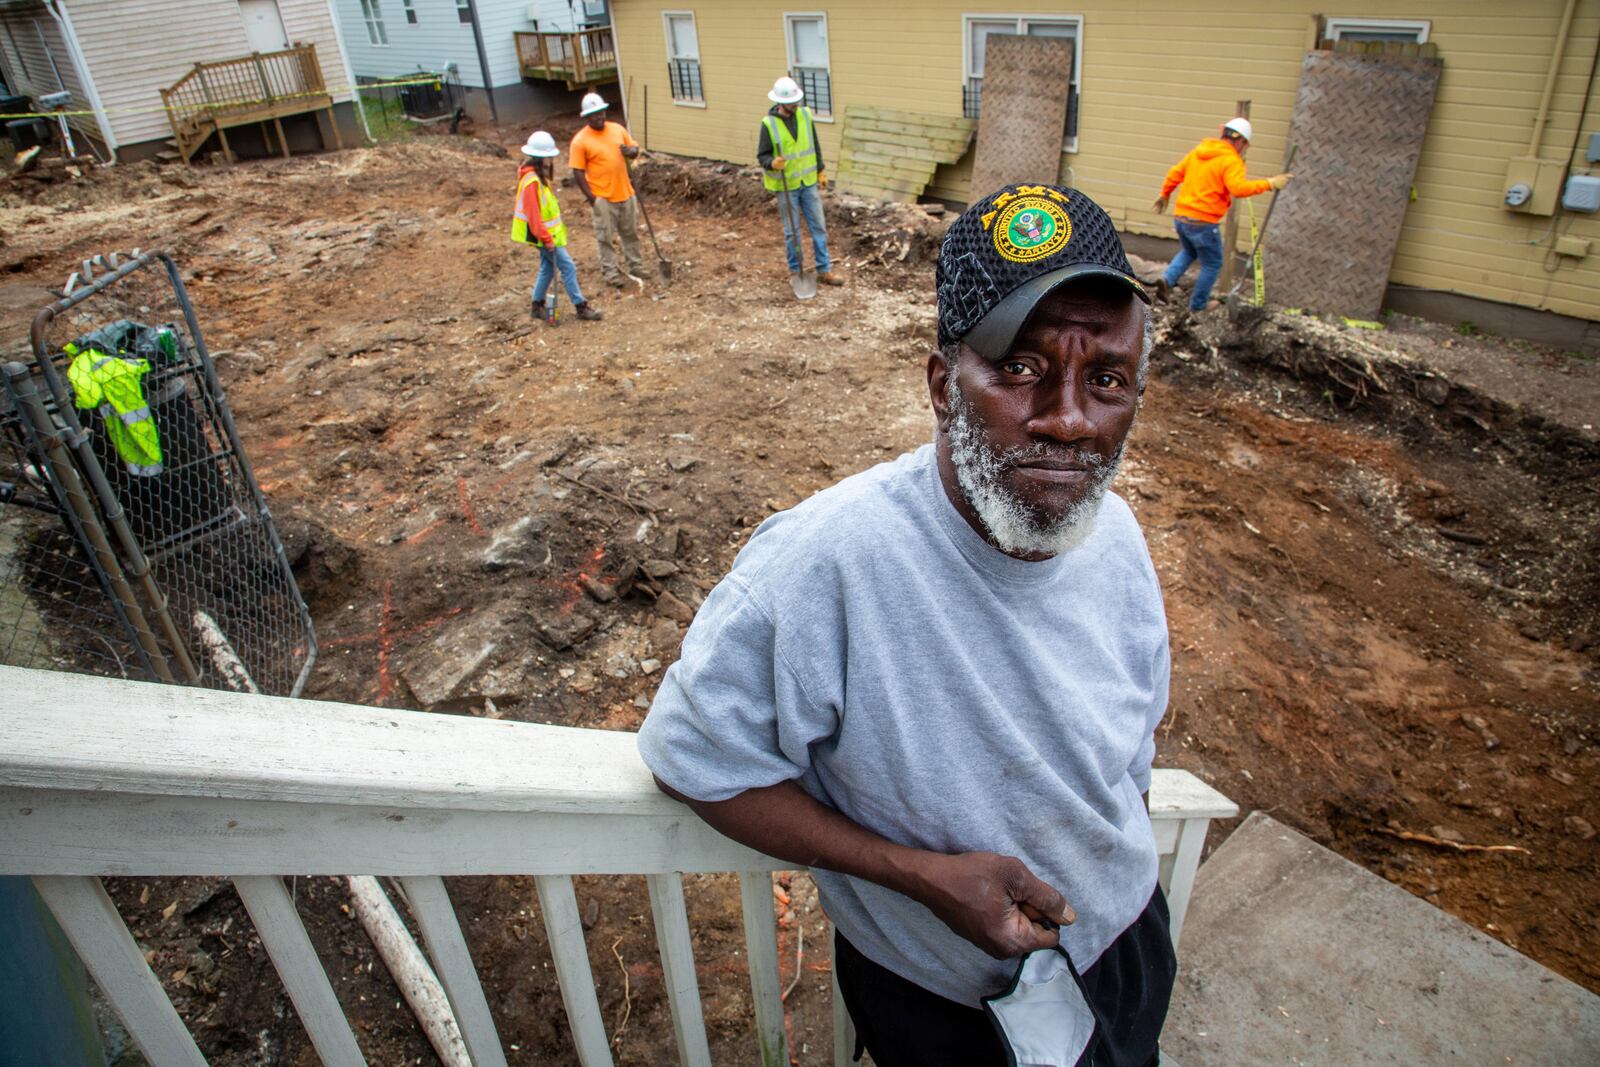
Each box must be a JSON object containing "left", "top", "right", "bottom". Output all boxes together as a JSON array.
[
  {"left": 769, "top": 156, "right": 787, "bottom": 170},
  {"left": 1152, "top": 196, "right": 1168, "bottom": 213},
  {"left": 1269, "top": 172, "right": 1293, "bottom": 190},
  {"left": 909, "top": 850, "right": 1074, "bottom": 960}
]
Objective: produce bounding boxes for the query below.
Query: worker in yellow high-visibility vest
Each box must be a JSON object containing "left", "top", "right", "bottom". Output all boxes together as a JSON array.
[
  {"left": 758, "top": 76, "right": 844, "bottom": 286},
  {"left": 513, "top": 130, "right": 602, "bottom": 324}
]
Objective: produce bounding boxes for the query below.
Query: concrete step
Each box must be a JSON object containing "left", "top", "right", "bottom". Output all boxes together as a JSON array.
[{"left": 1164, "top": 812, "right": 1600, "bottom": 1065}]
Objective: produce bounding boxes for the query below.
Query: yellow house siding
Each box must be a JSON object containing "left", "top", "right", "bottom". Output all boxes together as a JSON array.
[{"left": 613, "top": 0, "right": 1600, "bottom": 322}]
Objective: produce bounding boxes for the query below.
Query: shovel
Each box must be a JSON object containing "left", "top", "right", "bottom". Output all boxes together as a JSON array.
[
  {"left": 627, "top": 158, "right": 673, "bottom": 280},
  {"left": 1226, "top": 143, "right": 1296, "bottom": 304},
  {"left": 777, "top": 167, "right": 817, "bottom": 300}
]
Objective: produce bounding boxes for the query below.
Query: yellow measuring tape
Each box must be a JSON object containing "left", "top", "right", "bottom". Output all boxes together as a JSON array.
[{"left": 0, "top": 76, "right": 445, "bottom": 120}]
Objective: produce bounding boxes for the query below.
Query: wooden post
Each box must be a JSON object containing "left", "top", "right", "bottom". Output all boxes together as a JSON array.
[
  {"left": 272, "top": 116, "right": 290, "bottom": 159},
  {"left": 252, "top": 51, "right": 274, "bottom": 103},
  {"left": 1219, "top": 99, "right": 1249, "bottom": 294}
]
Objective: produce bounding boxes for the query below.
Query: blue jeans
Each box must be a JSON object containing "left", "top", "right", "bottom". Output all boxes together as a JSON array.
[
  {"left": 776, "top": 181, "right": 830, "bottom": 274},
  {"left": 1162, "top": 217, "right": 1223, "bottom": 310},
  {"left": 532, "top": 245, "right": 585, "bottom": 306}
]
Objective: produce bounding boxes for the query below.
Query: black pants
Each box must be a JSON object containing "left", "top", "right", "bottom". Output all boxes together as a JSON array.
[{"left": 834, "top": 888, "right": 1175, "bottom": 1067}]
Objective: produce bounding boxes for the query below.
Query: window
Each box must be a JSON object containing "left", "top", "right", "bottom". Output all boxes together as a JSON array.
[
  {"left": 402, "top": 0, "right": 417, "bottom": 25},
  {"left": 663, "top": 11, "right": 703, "bottom": 104},
  {"left": 785, "top": 13, "right": 832, "bottom": 118},
  {"left": 456, "top": 0, "right": 472, "bottom": 25},
  {"left": 963, "top": 14, "right": 1083, "bottom": 151},
  {"left": 359, "top": 0, "right": 388, "bottom": 44},
  {"left": 1322, "top": 17, "right": 1429, "bottom": 44}
]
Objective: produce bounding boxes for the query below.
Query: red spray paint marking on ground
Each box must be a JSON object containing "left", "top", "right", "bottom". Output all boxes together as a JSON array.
[
  {"left": 456, "top": 475, "right": 486, "bottom": 536},
  {"left": 323, "top": 605, "right": 466, "bottom": 650},
  {"left": 403, "top": 517, "right": 449, "bottom": 546},
  {"left": 535, "top": 544, "right": 609, "bottom": 616},
  {"left": 375, "top": 579, "right": 396, "bottom": 706}
]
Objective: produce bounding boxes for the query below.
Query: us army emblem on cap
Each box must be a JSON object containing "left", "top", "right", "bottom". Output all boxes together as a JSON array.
[{"left": 990, "top": 190, "right": 1071, "bottom": 263}]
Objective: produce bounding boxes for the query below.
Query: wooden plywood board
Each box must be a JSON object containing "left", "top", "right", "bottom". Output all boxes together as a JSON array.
[
  {"left": 1266, "top": 50, "right": 1442, "bottom": 317},
  {"left": 969, "top": 35, "right": 1072, "bottom": 201}
]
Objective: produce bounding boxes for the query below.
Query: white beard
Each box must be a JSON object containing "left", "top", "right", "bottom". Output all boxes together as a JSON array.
[{"left": 946, "top": 376, "right": 1123, "bottom": 558}]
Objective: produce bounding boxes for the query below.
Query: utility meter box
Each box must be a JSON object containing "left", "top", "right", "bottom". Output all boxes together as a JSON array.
[
  {"left": 1563, "top": 174, "right": 1600, "bottom": 213},
  {"left": 1504, "top": 156, "right": 1564, "bottom": 215}
]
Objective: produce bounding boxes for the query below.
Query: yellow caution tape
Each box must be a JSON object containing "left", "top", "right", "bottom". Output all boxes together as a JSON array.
[
  {"left": 0, "top": 77, "right": 444, "bottom": 120},
  {"left": 1341, "top": 317, "right": 1385, "bottom": 330},
  {"left": 1248, "top": 197, "right": 1265, "bottom": 307}
]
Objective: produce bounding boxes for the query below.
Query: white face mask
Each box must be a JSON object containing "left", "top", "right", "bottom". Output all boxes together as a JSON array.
[{"left": 983, "top": 945, "right": 1098, "bottom": 1067}]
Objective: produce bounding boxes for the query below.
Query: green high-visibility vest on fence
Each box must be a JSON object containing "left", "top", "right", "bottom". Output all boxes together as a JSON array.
[
  {"left": 762, "top": 108, "right": 819, "bottom": 193},
  {"left": 66, "top": 344, "right": 163, "bottom": 477}
]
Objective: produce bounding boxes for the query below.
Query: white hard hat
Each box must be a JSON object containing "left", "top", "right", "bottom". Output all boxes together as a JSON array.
[
  {"left": 521, "top": 130, "right": 558, "bottom": 157},
  {"left": 1222, "top": 117, "right": 1253, "bottom": 142},
  {"left": 580, "top": 92, "right": 609, "bottom": 116},
  {"left": 768, "top": 76, "right": 804, "bottom": 105}
]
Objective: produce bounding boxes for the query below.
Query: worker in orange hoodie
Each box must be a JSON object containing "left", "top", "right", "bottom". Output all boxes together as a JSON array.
[{"left": 1153, "top": 118, "right": 1292, "bottom": 311}]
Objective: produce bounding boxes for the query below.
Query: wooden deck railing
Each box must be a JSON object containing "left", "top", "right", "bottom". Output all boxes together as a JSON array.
[
  {"left": 160, "top": 44, "right": 340, "bottom": 163},
  {"left": 0, "top": 664, "right": 1237, "bottom": 1066},
  {"left": 515, "top": 28, "right": 618, "bottom": 88}
]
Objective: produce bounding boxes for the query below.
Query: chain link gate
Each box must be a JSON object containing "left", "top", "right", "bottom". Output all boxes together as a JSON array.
[{"left": 1, "top": 250, "right": 316, "bottom": 696}]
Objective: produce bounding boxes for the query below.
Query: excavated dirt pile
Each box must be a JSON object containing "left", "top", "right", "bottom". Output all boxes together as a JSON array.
[{"left": 2, "top": 136, "right": 1595, "bottom": 1066}]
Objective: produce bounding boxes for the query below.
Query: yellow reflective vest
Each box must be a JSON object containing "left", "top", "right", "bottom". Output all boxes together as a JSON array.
[
  {"left": 66, "top": 345, "right": 163, "bottom": 477},
  {"left": 510, "top": 168, "right": 567, "bottom": 247},
  {"left": 761, "top": 108, "right": 819, "bottom": 193}
]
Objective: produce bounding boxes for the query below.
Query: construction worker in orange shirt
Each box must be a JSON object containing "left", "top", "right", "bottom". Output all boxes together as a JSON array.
[
  {"left": 569, "top": 92, "right": 648, "bottom": 288},
  {"left": 1153, "top": 118, "right": 1292, "bottom": 312}
]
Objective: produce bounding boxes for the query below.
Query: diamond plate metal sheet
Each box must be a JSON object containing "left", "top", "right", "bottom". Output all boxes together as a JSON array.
[
  {"left": 1267, "top": 50, "right": 1442, "bottom": 318},
  {"left": 969, "top": 35, "right": 1072, "bottom": 203}
]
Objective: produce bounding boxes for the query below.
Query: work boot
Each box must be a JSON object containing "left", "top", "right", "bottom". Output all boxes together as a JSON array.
[
  {"left": 575, "top": 302, "right": 603, "bottom": 321},
  {"left": 604, "top": 275, "right": 626, "bottom": 289},
  {"left": 1153, "top": 277, "right": 1171, "bottom": 302},
  {"left": 818, "top": 271, "right": 845, "bottom": 286}
]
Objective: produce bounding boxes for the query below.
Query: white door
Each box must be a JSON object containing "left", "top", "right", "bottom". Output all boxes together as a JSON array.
[{"left": 239, "top": 0, "right": 290, "bottom": 52}]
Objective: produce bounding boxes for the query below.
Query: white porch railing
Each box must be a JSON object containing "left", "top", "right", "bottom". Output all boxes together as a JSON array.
[{"left": 0, "top": 664, "right": 1238, "bottom": 1066}]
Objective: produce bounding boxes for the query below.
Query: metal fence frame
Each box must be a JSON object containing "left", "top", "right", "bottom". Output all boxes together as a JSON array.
[{"left": 2, "top": 250, "right": 316, "bottom": 696}]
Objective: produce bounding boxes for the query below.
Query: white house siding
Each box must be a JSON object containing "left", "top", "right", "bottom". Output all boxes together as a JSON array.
[
  {"left": 335, "top": 0, "right": 589, "bottom": 89},
  {"left": 60, "top": 0, "right": 354, "bottom": 151},
  {"left": 0, "top": 2, "right": 106, "bottom": 149}
]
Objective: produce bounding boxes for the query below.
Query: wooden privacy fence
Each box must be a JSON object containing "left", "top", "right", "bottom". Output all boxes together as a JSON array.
[
  {"left": 0, "top": 664, "right": 1237, "bottom": 1066},
  {"left": 515, "top": 28, "right": 619, "bottom": 89},
  {"left": 160, "top": 44, "right": 342, "bottom": 163}
]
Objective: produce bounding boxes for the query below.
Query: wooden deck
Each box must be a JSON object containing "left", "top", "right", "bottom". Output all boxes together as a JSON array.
[
  {"left": 515, "top": 28, "right": 618, "bottom": 90},
  {"left": 161, "top": 44, "right": 343, "bottom": 164}
]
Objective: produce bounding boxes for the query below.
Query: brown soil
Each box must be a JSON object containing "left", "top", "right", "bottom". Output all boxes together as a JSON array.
[{"left": 2, "top": 132, "right": 1595, "bottom": 1066}]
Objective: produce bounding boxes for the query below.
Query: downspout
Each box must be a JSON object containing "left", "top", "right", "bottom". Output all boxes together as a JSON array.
[
  {"left": 320, "top": 0, "right": 374, "bottom": 143},
  {"left": 462, "top": 0, "right": 497, "bottom": 124},
  {"left": 42, "top": 0, "right": 116, "bottom": 163},
  {"left": 1527, "top": 0, "right": 1579, "bottom": 156}
]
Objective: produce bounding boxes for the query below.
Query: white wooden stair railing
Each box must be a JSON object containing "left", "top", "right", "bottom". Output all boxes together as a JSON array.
[{"left": 0, "top": 664, "right": 1238, "bottom": 1066}]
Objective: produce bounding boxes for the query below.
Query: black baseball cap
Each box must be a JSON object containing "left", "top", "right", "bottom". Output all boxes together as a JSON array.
[{"left": 936, "top": 183, "right": 1150, "bottom": 360}]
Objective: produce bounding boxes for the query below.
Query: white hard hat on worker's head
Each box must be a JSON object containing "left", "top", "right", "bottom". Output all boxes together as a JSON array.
[
  {"left": 1222, "top": 117, "right": 1254, "bottom": 142},
  {"left": 768, "top": 76, "right": 804, "bottom": 105},
  {"left": 521, "top": 130, "right": 559, "bottom": 157},
  {"left": 580, "top": 92, "right": 609, "bottom": 116}
]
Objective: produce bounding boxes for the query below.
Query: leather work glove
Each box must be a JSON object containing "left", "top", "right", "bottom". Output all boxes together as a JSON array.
[
  {"left": 769, "top": 155, "right": 787, "bottom": 170},
  {"left": 818, "top": 171, "right": 829, "bottom": 188},
  {"left": 1269, "top": 173, "right": 1293, "bottom": 190},
  {"left": 1152, "top": 196, "right": 1168, "bottom": 213}
]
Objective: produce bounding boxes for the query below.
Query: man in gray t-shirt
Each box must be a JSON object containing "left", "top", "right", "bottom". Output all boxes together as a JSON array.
[{"left": 639, "top": 184, "right": 1175, "bottom": 1066}]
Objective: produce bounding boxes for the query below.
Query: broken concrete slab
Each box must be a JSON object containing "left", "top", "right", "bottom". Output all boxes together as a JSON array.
[
  {"left": 398, "top": 601, "right": 521, "bottom": 708},
  {"left": 482, "top": 513, "right": 550, "bottom": 572},
  {"left": 535, "top": 608, "right": 599, "bottom": 651},
  {"left": 1163, "top": 812, "right": 1600, "bottom": 1065}
]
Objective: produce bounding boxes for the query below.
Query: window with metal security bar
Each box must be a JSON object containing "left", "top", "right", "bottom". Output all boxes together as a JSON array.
[
  {"left": 663, "top": 11, "right": 703, "bottom": 104},
  {"left": 1322, "top": 17, "right": 1430, "bottom": 44},
  {"left": 785, "top": 12, "right": 832, "bottom": 118},
  {"left": 962, "top": 14, "right": 1081, "bottom": 151},
  {"left": 360, "top": 0, "right": 388, "bottom": 44},
  {"left": 402, "top": 0, "right": 417, "bottom": 25},
  {"left": 456, "top": 0, "right": 472, "bottom": 25}
]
